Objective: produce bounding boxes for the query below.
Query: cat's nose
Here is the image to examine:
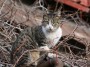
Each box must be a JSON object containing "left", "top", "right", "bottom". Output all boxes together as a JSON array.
[
  {"left": 48, "top": 28, "right": 54, "bottom": 32},
  {"left": 49, "top": 27, "right": 53, "bottom": 31},
  {"left": 49, "top": 25, "right": 54, "bottom": 31}
]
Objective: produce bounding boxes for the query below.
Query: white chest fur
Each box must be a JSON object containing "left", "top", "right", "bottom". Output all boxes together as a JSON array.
[{"left": 42, "top": 26, "right": 62, "bottom": 48}]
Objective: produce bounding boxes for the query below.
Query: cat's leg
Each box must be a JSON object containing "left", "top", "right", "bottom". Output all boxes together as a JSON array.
[
  {"left": 48, "top": 52, "right": 58, "bottom": 58},
  {"left": 39, "top": 45, "right": 50, "bottom": 51},
  {"left": 39, "top": 45, "right": 58, "bottom": 58}
]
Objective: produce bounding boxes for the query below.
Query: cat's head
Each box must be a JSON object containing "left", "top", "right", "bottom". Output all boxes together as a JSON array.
[{"left": 42, "top": 11, "right": 61, "bottom": 32}]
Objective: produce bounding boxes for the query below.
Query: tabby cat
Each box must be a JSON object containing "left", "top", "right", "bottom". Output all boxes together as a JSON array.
[
  {"left": 36, "top": 11, "right": 62, "bottom": 50},
  {"left": 11, "top": 11, "right": 62, "bottom": 67}
]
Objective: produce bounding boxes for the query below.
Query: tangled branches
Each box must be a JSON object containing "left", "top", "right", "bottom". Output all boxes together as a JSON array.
[{"left": 0, "top": 0, "right": 90, "bottom": 67}]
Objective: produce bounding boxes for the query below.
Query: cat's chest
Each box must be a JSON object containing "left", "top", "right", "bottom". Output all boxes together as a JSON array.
[{"left": 42, "top": 27, "right": 62, "bottom": 47}]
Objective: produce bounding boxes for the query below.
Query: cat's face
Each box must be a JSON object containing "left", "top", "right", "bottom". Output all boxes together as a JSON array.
[{"left": 42, "top": 12, "right": 61, "bottom": 32}]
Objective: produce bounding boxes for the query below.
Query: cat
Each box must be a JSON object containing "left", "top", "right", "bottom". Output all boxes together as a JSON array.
[
  {"left": 36, "top": 11, "right": 62, "bottom": 50},
  {"left": 11, "top": 11, "right": 62, "bottom": 67}
]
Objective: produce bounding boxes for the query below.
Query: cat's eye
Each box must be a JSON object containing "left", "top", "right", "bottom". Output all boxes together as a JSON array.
[
  {"left": 55, "top": 16, "right": 60, "bottom": 20},
  {"left": 43, "top": 15, "right": 49, "bottom": 22},
  {"left": 42, "top": 21, "right": 49, "bottom": 26},
  {"left": 53, "top": 16, "right": 59, "bottom": 23}
]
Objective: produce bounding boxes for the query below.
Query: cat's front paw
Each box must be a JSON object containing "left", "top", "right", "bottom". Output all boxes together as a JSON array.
[
  {"left": 48, "top": 53, "right": 58, "bottom": 58},
  {"left": 39, "top": 46, "right": 50, "bottom": 51}
]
